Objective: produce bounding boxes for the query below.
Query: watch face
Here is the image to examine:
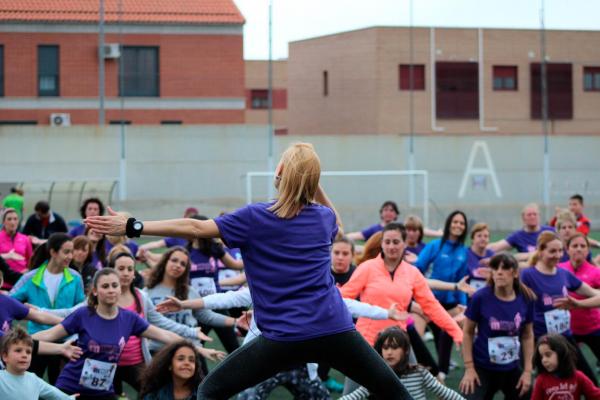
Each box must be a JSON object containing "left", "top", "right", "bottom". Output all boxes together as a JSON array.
[{"left": 133, "top": 221, "right": 143, "bottom": 230}]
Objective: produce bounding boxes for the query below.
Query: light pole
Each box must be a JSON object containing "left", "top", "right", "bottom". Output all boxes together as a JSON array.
[
  {"left": 540, "top": 0, "right": 550, "bottom": 219},
  {"left": 98, "top": 0, "right": 105, "bottom": 124}
]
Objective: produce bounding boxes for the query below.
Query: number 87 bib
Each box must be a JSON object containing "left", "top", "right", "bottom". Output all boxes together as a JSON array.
[{"left": 79, "top": 358, "right": 117, "bottom": 392}]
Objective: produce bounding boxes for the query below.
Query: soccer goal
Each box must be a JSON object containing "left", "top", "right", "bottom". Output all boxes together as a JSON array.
[{"left": 244, "top": 170, "right": 430, "bottom": 227}]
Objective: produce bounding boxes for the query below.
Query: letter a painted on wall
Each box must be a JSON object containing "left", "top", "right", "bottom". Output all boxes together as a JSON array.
[{"left": 458, "top": 141, "right": 502, "bottom": 198}]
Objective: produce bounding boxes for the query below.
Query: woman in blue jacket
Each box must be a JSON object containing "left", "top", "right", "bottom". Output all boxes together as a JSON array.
[
  {"left": 10, "top": 232, "right": 85, "bottom": 384},
  {"left": 415, "top": 210, "right": 469, "bottom": 381}
]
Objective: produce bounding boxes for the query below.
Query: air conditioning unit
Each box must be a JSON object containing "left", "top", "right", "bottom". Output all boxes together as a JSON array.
[
  {"left": 103, "top": 43, "right": 121, "bottom": 59},
  {"left": 50, "top": 113, "right": 71, "bottom": 127}
]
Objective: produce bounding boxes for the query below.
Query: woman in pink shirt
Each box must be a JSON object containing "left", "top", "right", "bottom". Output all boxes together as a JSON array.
[
  {"left": 340, "top": 223, "right": 463, "bottom": 347},
  {"left": 0, "top": 208, "right": 32, "bottom": 288},
  {"left": 558, "top": 232, "right": 600, "bottom": 362}
]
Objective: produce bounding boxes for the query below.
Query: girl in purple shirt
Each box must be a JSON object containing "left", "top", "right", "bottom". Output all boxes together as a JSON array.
[
  {"left": 460, "top": 253, "right": 535, "bottom": 399},
  {"left": 87, "top": 143, "right": 414, "bottom": 399},
  {"left": 520, "top": 231, "right": 599, "bottom": 385},
  {"left": 32, "top": 269, "right": 187, "bottom": 400}
]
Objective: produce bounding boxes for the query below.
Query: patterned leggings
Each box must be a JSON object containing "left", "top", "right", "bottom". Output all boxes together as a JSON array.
[{"left": 237, "top": 366, "right": 330, "bottom": 400}]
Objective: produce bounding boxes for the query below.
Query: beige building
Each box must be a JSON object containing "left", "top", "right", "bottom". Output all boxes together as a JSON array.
[
  {"left": 245, "top": 60, "right": 288, "bottom": 134},
  {"left": 287, "top": 26, "right": 600, "bottom": 135}
]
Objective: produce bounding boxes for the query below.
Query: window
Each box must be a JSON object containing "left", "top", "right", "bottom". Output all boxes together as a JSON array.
[
  {"left": 250, "top": 90, "right": 269, "bottom": 109},
  {"left": 436, "top": 62, "right": 479, "bottom": 119},
  {"left": 38, "top": 45, "right": 59, "bottom": 96},
  {"left": 161, "top": 120, "right": 182, "bottom": 125},
  {"left": 0, "top": 46, "right": 4, "bottom": 97},
  {"left": 120, "top": 46, "right": 159, "bottom": 97},
  {"left": 531, "top": 63, "right": 573, "bottom": 119},
  {"left": 399, "top": 64, "right": 425, "bottom": 90},
  {"left": 109, "top": 120, "right": 132, "bottom": 125},
  {"left": 584, "top": 67, "right": 600, "bottom": 91},
  {"left": 493, "top": 66, "right": 518, "bottom": 90},
  {"left": 323, "top": 70, "right": 328, "bottom": 96}
]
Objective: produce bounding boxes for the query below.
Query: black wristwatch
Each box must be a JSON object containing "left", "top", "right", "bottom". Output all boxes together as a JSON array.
[{"left": 126, "top": 218, "right": 144, "bottom": 238}]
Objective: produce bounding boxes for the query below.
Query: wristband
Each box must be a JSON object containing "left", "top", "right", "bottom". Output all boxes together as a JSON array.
[{"left": 125, "top": 217, "right": 143, "bottom": 238}]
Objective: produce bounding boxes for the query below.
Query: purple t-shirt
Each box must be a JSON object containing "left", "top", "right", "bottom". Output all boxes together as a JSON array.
[
  {"left": 520, "top": 267, "right": 582, "bottom": 337},
  {"left": 465, "top": 286, "right": 533, "bottom": 371},
  {"left": 164, "top": 237, "right": 188, "bottom": 248},
  {"left": 360, "top": 223, "right": 382, "bottom": 241},
  {"left": 406, "top": 242, "right": 426, "bottom": 256},
  {"left": 0, "top": 294, "right": 29, "bottom": 336},
  {"left": 56, "top": 307, "right": 149, "bottom": 396},
  {"left": 466, "top": 248, "right": 494, "bottom": 291},
  {"left": 214, "top": 202, "right": 354, "bottom": 341},
  {"left": 69, "top": 224, "right": 86, "bottom": 238},
  {"left": 505, "top": 226, "right": 554, "bottom": 253},
  {"left": 188, "top": 248, "right": 219, "bottom": 297}
]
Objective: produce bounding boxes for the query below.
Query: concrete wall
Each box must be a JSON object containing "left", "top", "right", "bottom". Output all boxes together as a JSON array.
[{"left": 1, "top": 125, "right": 598, "bottom": 232}]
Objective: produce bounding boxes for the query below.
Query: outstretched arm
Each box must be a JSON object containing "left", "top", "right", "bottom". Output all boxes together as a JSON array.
[{"left": 85, "top": 207, "right": 220, "bottom": 240}]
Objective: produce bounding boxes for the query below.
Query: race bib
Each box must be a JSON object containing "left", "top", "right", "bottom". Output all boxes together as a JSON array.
[
  {"left": 488, "top": 336, "right": 520, "bottom": 365},
  {"left": 79, "top": 358, "right": 117, "bottom": 391},
  {"left": 191, "top": 277, "right": 217, "bottom": 297},
  {"left": 544, "top": 309, "right": 570, "bottom": 334},
  {"left": 470, "top": 279, "right": 487, "bottom": 291}
]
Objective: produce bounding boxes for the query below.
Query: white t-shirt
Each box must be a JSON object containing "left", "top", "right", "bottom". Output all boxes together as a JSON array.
[{"left": 43, "top": 269, "right": 63, "bottom": 304}]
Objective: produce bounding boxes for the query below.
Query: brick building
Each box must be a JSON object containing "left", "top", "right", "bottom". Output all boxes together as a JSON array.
[
  {"left": 245, "top": 59, "right": 288, "bottom": 135},
  {"left": 0, "top": 0, "right": 245, "bottom": 125},
  {"left": 288, "top": 26, "right": 600, "bottom": 135}
]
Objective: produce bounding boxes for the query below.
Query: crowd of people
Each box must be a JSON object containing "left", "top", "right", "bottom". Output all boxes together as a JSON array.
[{"left": 0, "top": 143, "right": 599, "bottom": 399}]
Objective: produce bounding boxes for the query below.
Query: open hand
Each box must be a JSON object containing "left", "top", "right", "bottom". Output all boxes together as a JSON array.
[
  {"left": 198, "top": 347, "right": 227, "bottom": 362},
  {"left": 196, "top": 327, "right": 213, "bottom": 342},
  {"left": 459, "top": 368, "right": 481, "bottom": 395},
  {"left": 84, "top": 206, "right": 128, "bottom": 236},
  {"left": 61, "top": 340, "right": 83, "bottom": 362},
  {"left": 387, "top": 303, "right": 409, "bottom": 321},
  {"left": 155, "top": 296, "right": 184, "bottom": 313}
]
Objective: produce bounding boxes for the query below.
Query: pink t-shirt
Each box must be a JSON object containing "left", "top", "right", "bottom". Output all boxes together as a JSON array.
[
  {"left": 118, "top": 294, "right": 145, "bottom": 366},
  {"left": 559, "top": 260, "right": 600, "bottom": 335},
  {"left": 0, "top": 230, "right": 32, "bottom": 277}
]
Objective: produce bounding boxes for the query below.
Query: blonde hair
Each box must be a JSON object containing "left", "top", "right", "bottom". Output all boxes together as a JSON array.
[
  {"left": 522, "top": 203, "right": 539, "bottom": 216},
  {"left": 269, "top": 143, "right": 321, "bottom": 219},
  {"left": 556, "top": 210, "right": 577, "bottom": 231},
  {"left": 529, "top": 230, "right": 562, "bottom": 266},
  {"left": 404, "top": 215, "right": 424, "bottom": 243},
  {"left": 470, "top": 222, "right": 489, "bottom": 240}
]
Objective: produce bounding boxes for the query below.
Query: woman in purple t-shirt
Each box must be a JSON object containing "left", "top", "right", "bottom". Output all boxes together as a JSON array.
[
  {"left": 32, "top": 268, "right": 188, "bottom": 400},
  {"left": 520, "top": 231, "right": 599, "bottom": 385},
  {"left": 460, "top": 253, "right": 535, "bottom": 399},
  {"left": 86, "top": 143, "right": 413, "bottom": 400}
]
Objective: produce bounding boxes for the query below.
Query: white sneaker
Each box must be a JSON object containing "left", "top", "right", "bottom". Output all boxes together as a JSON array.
[{"left": 423, "top": 331, "right": 434, "bottom": 342}]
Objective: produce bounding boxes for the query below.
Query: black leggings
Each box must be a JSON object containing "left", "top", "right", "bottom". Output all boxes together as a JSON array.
[
  {"left": 464, "top": 366, "right": 528, "bottom": 400},
  {"left": 29, "top": 353, "right": 63, "bottom": 385},
  {"left": 197, "top": 330, "right": 413, "bottom": 399},
  {"left": 113, "top": 362, "right": 144, "bottom": 395},
  {"left": 574, "top": 333, "right": 600, "bottom": 364},
  {"left": 429, "top": 321, "right": 454, "bottom": 375},
  {"left": 407, "top": 324, "right": 439, "bottom": 376}
]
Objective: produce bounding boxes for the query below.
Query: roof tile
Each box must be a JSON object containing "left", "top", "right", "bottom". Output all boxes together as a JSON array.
[{"left": 0, "top": 0, "right": 245, "bottom": 25}]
